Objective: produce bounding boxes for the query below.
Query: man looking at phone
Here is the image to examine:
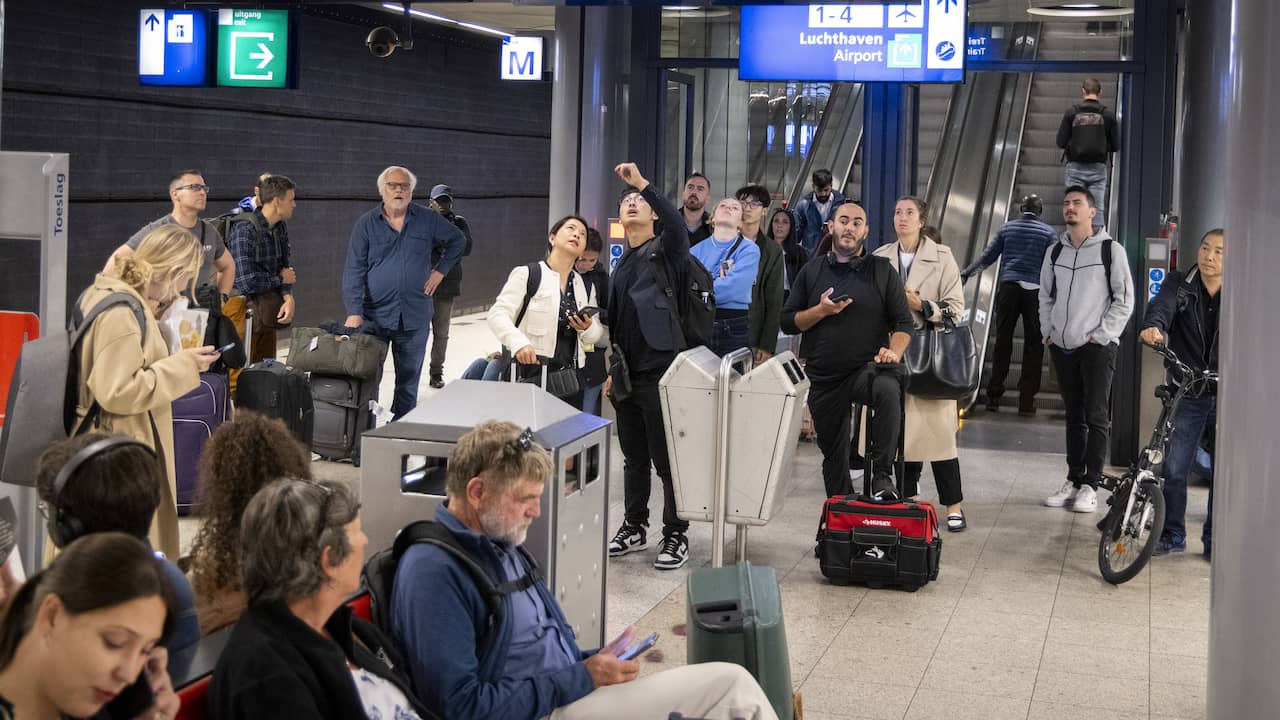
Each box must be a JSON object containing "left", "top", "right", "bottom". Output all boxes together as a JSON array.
[
  {"left": 392, "top": 421, "right": 778, "bottom": 720},
  {"left": 781, "top": 201, "right": 914, "bottom": 498}
]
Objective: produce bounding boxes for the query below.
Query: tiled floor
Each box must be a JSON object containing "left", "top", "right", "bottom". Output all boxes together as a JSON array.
[{"left": 185, "top": 313, "right": 1213, "bottom": 720}]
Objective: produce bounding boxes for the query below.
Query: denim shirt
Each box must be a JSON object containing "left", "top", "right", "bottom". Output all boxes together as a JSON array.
[{"left": 343, "top": 203, "right": 466, "bottom": 331}]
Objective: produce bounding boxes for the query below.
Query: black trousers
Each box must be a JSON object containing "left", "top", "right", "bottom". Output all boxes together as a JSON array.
[
  {"left": 808, "top": 365, "right": 903, "bottom": 498},
  {"left": 1050, "top": 342, "right": 1117, "bottom": 488},
  {"left": 903, "top": 459, "right": 964, "bottom": 507},
  {"left": 987, "top": 282, "right": 1044, "bottom": 410},
  {"left": 612, "top": 370, "right": 689, "bottom": 536}
]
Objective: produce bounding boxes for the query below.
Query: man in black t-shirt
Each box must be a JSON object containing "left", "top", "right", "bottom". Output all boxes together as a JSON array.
[{"left": 781, "top": 202, "right": 914, "bottom": 498}]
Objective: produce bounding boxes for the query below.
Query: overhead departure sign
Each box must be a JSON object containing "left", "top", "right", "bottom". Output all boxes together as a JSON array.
[
  {"left": 501, "top": 37, "right": 544, "bottom": 81},
  {"left": 138, "top": 9, "right": 209, "bottom": 86},
  {"left": 216, "top": 9, "right": 289, "bottom": 88},
  {"left": 739, "top": 2, "right": 967, "bottom": 83}
]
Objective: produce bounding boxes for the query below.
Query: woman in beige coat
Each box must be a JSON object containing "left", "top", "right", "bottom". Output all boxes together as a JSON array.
[
  {"left": 874, "top": 197, "right": 968, "bottom": 531},
  {"left": 74, "top": 224, "right": 220, "bottom": 558}
]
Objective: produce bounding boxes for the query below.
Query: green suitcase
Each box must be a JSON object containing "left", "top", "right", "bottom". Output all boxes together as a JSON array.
[{"left": 686, "top": 561, "right": 793, "bottom": 720}]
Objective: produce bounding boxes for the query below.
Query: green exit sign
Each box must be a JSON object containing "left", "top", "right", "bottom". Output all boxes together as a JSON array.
[{"left": 216, "top": 8, "right": 289, "bottom": 88}]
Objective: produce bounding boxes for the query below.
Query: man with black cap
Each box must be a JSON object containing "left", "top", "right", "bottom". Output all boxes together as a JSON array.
[
  {"left": 427, "top": 183, "right": 474, "bottom": 388},
  {"left": 962, "top": 195, "right": 1058, "bottom": 415}
]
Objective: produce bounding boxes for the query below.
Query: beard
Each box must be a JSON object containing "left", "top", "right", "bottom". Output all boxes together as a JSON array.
[
  {"left": 683, "top": 197, "right": 706, "bottom": 213},
  {"left": 480, "top": 505, "right": 531, "bottom": 546}
]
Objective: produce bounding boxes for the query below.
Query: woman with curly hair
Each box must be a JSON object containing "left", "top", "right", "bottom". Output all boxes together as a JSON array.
[{"left": 187, "top": 411, "right": 312, "bottom": 634}]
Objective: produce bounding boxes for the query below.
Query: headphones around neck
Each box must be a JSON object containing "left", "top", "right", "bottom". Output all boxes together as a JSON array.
[{"left": 48, "top": 437, "right": 155, "bottom": 548}]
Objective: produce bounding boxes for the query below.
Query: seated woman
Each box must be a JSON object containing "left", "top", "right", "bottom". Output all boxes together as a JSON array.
[
  {"left": 35, "top": 433, "right": 200, "bottom": 661},
  {"left": 209, "top": 479, "right": 436, "bottom": 720},
  {"left": 0, "top": 532, "right": 181, "bottom": 720},
  {"left": 186, "top": 411, "right": 313, "bottom": 634}
]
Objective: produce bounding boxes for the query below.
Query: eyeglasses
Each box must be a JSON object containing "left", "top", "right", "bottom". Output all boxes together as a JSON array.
[
  {"left": 512, "top": 427, "right": 534, "bottom": 452},
  {"left": 738, "top": 200, "right": 765, "bottom": 209},
  {"left": 176, "top": 184, "right": 210, "bottom": 193},
  {"left": 384, "top": 182, "right": 413, "bottom": 192}
]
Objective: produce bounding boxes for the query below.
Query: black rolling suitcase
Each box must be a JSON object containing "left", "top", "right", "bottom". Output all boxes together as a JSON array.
[
  {"left": 235, "top": 359, "right": 315, "bottom": 446},
  {"left": 310, "top": 374, "right": 379, "bottom": 465},
  {"left": 817, "top": 364, "right": 941, "bottom": 591}
]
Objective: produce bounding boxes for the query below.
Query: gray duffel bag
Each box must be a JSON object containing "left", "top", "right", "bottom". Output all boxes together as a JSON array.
[{"left": 288, "top": 327, "right": 388, "bottom": 380}]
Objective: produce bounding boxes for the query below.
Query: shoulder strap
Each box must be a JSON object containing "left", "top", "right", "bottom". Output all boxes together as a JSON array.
[
  {"left": 1101, "top": 238, "right": 1115, "bottom": 303},
  {"left": 513, "top": 262, "right": 542, "bottom": 328},
  {"left": 391, "top": 521, "right": 536, "bottom": 659},
  {"left": 726, "top": 234, "right": 745, "bottom": 262},
  {"left": 66, "top": 292, "right": 148, "bottom": 434},
  {"left": 1049, "top": 243, "right": 1065, "bottom": 300}
]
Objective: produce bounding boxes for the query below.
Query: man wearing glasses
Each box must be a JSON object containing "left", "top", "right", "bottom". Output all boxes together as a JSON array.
[
  {"left": 343, "top": 166, "right": 466, "bottom": 420},
  {"left": 106, "top": 169, "right": 235, "bottom": 300},
  {"left": 735, "top": 183, "right": 784, "bottom": 364}
]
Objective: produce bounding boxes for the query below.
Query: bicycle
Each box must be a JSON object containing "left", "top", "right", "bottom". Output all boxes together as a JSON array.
[{"left": 1095, "top": 343, "right": 1218, "bottom": 585}]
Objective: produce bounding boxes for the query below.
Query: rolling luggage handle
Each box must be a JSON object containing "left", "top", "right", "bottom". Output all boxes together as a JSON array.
[{"left": 711, "top": 347, "right": 754, "bottom": 568}]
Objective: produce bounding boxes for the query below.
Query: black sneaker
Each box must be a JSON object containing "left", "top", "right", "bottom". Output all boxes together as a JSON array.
[
  {"left": 608, "top": 523, "right": 648, "bottom": 557},
  {"left": 429, "top": 375, "right": 445, "bottom": 389},
  {"left": 871, "top": 475, "right": 899, "bottom": 502},
  {"left": 1152, "top": 534, "right": 1186, "bottom": 556},
  {"left": 653, "top": 533, "right": 690, "bottom": 570}
]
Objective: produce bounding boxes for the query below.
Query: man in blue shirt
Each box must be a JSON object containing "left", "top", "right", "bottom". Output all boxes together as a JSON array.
[
  {"left": 392, "top": 421, "right": 778, "bottom": 720},
  {"left": 792, "top": 168, "right": 845, "bottom": 256},
  {"left": 962, "top": 194, "right": 1058, "bottom": 414},
  {"left": 343, "top": 166, "right": 465, "bottom": 419},
  {"left": 691, "top": 198, "right": 760, "bottom": 356}
]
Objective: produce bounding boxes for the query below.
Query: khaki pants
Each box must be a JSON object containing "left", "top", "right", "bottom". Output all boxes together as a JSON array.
[
  {"left": 549, "top": 662, "right": 778, "bottom": 720},
  {"left": 222, "top": 296, "right": 277, "bottom": 393}
]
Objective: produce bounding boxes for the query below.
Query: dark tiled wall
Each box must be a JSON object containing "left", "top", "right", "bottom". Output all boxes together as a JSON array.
[{"left": 1, "top": 1, "right": 552, "bottom": 327}]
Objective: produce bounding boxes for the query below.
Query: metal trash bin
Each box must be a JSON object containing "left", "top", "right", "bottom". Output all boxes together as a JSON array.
[
  {"left": 358, "top": 380, "right": 611, "bottom": 646},
  {"left": 660, "top": 348, "right": 809, "bottom": 526}
]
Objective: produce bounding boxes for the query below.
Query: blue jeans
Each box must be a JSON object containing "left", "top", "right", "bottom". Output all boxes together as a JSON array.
[
  {"left": 376, "top": 314, "right": 433, "bottom": 420},
  {"left": 1161, "top": 395, "right": 1216, "bottom": 544},
  {"left": 1064, "top": 161, "right": 1108, "bottom": 228},
  {"left": 462, "top": 356, "right": 504, "bottom": 381},
  {"left": 582, "top": 383, "right": 603, "bottom": 416},
  {"left": 711, "top": 313, "right": 750, "bottom": 357}
]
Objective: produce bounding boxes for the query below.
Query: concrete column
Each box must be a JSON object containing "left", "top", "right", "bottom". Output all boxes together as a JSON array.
[
  {"left": 1177, "top": 0, "right": 1232, "bottom": 259},
  {"left": 1207, "top": 1, "right": 1280, "bottom": 717},
  {"left": 548, "top": 6, "right": 633, "bottom": 230}
]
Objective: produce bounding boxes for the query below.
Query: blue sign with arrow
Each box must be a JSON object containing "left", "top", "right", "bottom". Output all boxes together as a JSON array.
[{"left": 139, "top": 9, "right": 209, "bottom": 86}]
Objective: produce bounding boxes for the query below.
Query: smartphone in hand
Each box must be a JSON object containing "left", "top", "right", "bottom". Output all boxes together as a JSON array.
[
  {"left": 213, "top": 342, "right": 237, "bottom": 354},
  {"left": 828, "top": 293, "right": 851, "bottom": 304},
  {"left": 617, "top": 632, "right": 658, "bottom": 661},
  {"left": 576, "top": 306, "right": 600, "bottom": 320}
]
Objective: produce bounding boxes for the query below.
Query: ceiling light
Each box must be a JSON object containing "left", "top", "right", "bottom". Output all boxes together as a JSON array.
[
  {"left": 1027, "top": 4, "right": 1134, "bottom": 17},
  {"left": 380, "top": 2, "right": 511, "bottom": 38}
]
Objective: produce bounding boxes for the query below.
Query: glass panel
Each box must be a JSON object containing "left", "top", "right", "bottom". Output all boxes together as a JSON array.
[
  {"left": 663, "top": 78, "right": 691, "bottom": 203},
  {"left": 401, "top": 454, "right": 447, "bottom": 496}
]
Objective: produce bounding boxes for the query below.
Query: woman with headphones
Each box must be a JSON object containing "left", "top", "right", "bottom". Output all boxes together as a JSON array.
[
  {"left": 76, "top": 225, "right": 223, "bottom": 559},
  {"left": 34, "top": 433, "right": 200, "bottom": 659}
]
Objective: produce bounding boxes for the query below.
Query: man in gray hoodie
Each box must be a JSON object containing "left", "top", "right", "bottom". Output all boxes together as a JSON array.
[{"left": 1039, "top": 186, "right": 1134, "bottom": 513}]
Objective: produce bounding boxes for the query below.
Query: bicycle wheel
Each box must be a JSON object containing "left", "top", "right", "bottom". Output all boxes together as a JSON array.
[{"left": 1098, "top": 480, "right": 1166, "bottom": 585}]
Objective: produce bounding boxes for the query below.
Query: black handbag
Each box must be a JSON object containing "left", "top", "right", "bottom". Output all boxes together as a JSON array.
[
  {"left": 903, "top": 307, "right": 979, "bottom": 400},
  {"left": 509, "top": 355, "right": 581, "bottom": 403}
]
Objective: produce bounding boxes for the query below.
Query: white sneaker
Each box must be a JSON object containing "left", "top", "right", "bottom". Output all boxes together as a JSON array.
[
  {"left": 1044, "top": 480, "right": 1078, "bottom": 508},
  {"left": 1071, "top": 485, "right": 1098, "bottom": 513}
]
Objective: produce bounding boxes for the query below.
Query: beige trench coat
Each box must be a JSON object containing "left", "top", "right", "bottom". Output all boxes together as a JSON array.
[
  {"left": 74, "top": 274, "right": 201, "bottom": 559},
  {"left": 873, "top": 238, "right": 965, "bottom": 462}
]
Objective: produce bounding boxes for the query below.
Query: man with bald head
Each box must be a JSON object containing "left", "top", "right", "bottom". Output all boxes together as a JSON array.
[{"left": 781, "top": 201, "right": 914, "bottom": 499}]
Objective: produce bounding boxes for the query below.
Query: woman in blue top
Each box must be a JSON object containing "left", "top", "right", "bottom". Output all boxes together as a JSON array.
[{"left": 690, "top": 198, "right": 761, "bottom": 356}]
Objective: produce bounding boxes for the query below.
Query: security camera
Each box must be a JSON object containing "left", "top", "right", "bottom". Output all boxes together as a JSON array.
[{"left": 367, "top": 26, "right": 401, "bottom": 58}]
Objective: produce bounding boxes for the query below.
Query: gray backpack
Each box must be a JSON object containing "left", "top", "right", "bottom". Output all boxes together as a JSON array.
[{"left": 0, "top": 292, "right": 147, "bottom": 487}]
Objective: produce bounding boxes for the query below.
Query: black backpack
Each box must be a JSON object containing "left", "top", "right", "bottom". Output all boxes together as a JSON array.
[
  {"left": 1067, "top": 103, "right": 1110, "bottom": 163},
  {"left": 1049, "top": 239, "right": 1116, "bottom": 303},
  {"left": 361, "top": 520, "right": 541, "bottom": 658},
  {"left": 203, "top": 210, "right": 262, "bottom": 248},
  {"left": 648, "top": 241, "right": 716, "bottom": 350}
]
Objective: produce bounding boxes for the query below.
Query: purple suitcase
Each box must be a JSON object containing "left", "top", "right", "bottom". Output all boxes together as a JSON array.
[{"left": 172, "top": 372, "right": 230, "bottom": 515}]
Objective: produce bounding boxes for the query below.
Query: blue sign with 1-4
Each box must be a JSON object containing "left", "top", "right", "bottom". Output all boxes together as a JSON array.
[{"left": 139, "top": 9, "right": 209, "bottom": 86}]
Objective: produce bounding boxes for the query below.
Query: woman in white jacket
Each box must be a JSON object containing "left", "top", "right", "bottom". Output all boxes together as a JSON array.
[{"left": 487, "top": 215, "right": 604, "bottom": 409}]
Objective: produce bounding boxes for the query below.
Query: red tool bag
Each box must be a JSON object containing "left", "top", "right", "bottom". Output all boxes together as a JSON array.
[{"left": 816, "top": 372, "right": 942, "bottom": 591}]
